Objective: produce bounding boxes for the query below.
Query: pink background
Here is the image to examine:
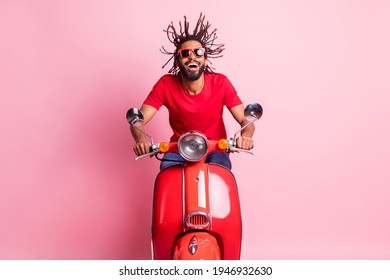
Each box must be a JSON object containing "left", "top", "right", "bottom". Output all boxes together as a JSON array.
[{"left": 1, "top": 0, "right": 389, "bottom": 259}]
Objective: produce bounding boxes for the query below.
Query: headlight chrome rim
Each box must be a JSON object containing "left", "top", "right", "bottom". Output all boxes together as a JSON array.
[{"left": 178, "top": 132, "right": 208, "bottom": 162}]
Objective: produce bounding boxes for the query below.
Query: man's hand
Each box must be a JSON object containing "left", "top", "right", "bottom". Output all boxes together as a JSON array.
[
  {"left": 133, "top": 140, "right": 152, "bottom": 156},
  {"left": 236, "top": 135, "right": 254, "bottom": 150}
]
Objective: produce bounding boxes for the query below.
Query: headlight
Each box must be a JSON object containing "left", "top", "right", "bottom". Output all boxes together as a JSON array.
[{"left": 178, "top": 132, "right": 208, "bottom": 162}]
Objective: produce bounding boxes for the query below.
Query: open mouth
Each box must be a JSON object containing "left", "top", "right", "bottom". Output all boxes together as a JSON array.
[{"left": 186, "top": 62, "right": 199, "bottom": 70}]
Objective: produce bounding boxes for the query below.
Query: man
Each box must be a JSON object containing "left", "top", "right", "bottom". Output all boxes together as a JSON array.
[{"left": 131, "top": 14, "right": 254, "bottom": 170}]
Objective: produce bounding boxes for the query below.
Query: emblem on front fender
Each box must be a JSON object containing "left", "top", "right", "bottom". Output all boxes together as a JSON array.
[{"left": 188, "top": 235, "right": 198, "bottom": 255}]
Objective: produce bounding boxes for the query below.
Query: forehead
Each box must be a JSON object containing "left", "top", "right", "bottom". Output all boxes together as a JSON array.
[{"left": 180, "top": 40, "right": 203, "bottom": 49}]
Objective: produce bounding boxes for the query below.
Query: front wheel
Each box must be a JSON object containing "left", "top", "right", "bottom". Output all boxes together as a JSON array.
[{"left": 173, "top": 232, "right": 221, "bottom": 260}]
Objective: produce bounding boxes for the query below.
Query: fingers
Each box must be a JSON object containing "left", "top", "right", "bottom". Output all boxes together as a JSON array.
[
  {"left": 133, "top": 141, "right": 152, "bottom": 156},
  {"left": 236, "top": 136, "right": 254, "bottom": 150}
]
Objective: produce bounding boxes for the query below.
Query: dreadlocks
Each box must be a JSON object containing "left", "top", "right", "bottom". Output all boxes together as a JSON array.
[{"left": 160, "top": 13, "right": 225, "bottom": 75}]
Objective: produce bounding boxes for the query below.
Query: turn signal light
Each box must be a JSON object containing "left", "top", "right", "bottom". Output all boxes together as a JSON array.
[
  {"left": 159, "top": 142, "right": 170, "bottom": 153},
  {"left": 217, "top": 139, "right": 229, "bottom": 150}
]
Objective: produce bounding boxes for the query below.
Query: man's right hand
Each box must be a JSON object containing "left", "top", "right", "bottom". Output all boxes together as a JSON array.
[{"left": 133, "top": 140, "right": 152, "bottom": 156}]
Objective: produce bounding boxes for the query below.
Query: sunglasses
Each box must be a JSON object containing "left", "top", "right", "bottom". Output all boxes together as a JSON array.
[{"left": 177, "top": 48, "right": 206, "bottom": 58}]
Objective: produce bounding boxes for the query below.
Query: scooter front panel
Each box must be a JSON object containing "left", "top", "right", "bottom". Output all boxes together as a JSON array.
[
  {"left": 208, "top": 164, "right": 242, "bottom": 260},
  {"left": 152, "top": 165, "right": 183, "bottom": 260},
  {"left": 152, "top": 163, "right": 242, "bottom": 260}
]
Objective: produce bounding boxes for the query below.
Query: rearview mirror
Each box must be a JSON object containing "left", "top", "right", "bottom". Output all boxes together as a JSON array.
[
  {"left": 244, "top": 103, "right": 263, "bottom": 122},
  {"left": 126, "top": 108, "right": 144, "bottom": 127}
]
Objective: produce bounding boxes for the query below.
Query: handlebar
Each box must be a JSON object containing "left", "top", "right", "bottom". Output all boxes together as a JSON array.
[
  {"left": 135, "top": 139, "right": 253, "bottom": 161},
  {"left": 127, "top": 102, "right": 262, "bottom": 161}
]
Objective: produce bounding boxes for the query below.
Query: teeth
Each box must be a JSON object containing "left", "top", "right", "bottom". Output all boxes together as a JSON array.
[{"left": 187, "top": 62, "right": 199, "bottom": 66}]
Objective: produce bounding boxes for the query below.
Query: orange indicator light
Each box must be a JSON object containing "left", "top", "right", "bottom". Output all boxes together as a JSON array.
[
  {"left": 159, "top": 142, "right": 170, "bottom": 153},
  {"left": 217, "top": 139, "right": 229, "bottom": 150}
]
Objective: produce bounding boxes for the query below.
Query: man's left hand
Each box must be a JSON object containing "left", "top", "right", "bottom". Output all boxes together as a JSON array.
[{"left": 236, "top": 136, "right": 254, "bottom": 150}]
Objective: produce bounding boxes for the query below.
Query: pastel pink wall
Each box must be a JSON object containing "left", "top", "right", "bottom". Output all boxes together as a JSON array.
[{"left": 1, "top": 0, "right": 389, "bottom": 259}]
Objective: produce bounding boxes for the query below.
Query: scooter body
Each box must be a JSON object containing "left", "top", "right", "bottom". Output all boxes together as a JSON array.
[{"left": 152, "top": 160, "right": 242, "bottom": 260}]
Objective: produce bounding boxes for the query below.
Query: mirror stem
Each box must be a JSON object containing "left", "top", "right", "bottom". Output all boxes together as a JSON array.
[
  {"left": 133, "top": 125, "right": 154, "bottom": 145},
  {"left": 233, "top": 115, "right": 257, "bottom": 140}
]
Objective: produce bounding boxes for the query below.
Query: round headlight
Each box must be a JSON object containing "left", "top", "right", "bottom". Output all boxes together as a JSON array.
[{"left": 178, "top": 132, "right": 208, "bottom": 162}]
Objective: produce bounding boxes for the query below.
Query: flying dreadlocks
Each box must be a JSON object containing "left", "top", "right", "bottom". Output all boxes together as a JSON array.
[{"left": 160, "top": 13, "right": 225, "bottom": 74}]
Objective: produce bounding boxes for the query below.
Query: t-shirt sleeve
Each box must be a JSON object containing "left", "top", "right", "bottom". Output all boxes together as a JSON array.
[
  {"left": 143, "top": 77, "right": 166, "bottom": 110},
  {"left": 222, "top": 75, "right": 242, "bottom": 109}
]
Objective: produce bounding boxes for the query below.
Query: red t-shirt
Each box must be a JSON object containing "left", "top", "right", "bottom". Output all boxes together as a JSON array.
[{"left": 144, "top": 73, "right": 242, "bottom": 141}]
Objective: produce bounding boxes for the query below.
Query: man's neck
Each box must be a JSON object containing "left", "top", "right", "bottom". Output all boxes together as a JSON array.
[{"left": 180, "top": 74, "right": 204, "bottom": 95}]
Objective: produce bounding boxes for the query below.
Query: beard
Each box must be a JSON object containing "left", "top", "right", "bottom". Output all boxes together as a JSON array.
[{"left": 178, "top": 62, "right": 206, "bottom": 81}]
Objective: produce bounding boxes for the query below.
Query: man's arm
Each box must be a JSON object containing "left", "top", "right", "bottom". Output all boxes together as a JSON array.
[
  {"left": 228, "top": 104, "right": 255, "bottom": 150},
  {"left": 130, "top": 104, "right": 158, "bottom": 156}
]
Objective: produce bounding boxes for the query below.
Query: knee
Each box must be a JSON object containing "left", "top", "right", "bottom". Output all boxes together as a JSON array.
[{"left": 206, "top": 152, "right": 232, "bottom": 170}]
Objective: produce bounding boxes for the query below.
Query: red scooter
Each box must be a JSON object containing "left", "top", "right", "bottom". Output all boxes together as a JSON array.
[{"left": 127, "top": 103, "right": 262, "bottom": 260}]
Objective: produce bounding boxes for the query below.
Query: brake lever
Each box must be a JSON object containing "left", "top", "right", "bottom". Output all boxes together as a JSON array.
[
  {"left": 229, "top": 147, "right": 254, "bottom": 155},
  {"left": 135, "top": 151, "right": 158, "bottom": 161}
]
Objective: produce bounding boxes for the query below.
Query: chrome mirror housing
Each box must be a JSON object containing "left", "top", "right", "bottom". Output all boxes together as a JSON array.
[
  {"left": 244, "top": 103, "right": 263, "bottom": 122},
  {"left": 126, "top": 108, "right": 144, "bottom": 127}
]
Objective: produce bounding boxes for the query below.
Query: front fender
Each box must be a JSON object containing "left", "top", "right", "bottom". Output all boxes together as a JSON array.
[{"left": 173, "top": 232, "right": 221, "bottom": 260}]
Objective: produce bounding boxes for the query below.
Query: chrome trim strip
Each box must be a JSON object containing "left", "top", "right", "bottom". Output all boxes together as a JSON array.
[
  {"left": 182, "top": 165, "right": 186, "bottom": 232},
  {"left": 207, "top": 164, "right": 212, "bottom": 229}
]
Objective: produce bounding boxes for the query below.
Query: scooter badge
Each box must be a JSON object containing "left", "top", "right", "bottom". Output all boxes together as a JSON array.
[{"left": 188, "top": 235, "right": 198, "bottom": 255}]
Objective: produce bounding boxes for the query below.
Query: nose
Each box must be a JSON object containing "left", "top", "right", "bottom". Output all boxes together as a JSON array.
[{"left": 188, "top": 49, "right": 198, "bottom": 59}]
